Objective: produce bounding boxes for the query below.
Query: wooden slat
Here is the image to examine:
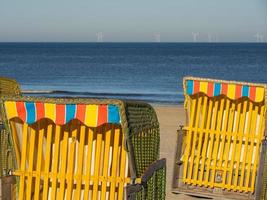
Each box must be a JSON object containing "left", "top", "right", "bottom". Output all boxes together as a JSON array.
[
  {"left": 18, "top": 124, "right": 29, "bottom": 200},
  {"left": 244, "top": 105, "right": 258, "bottom": 190},
  {"left": 92, "top": 128, "right": 103, "bottom": 200},
  {"left": 210, "top": 98, "right": 225, "bottom": 188},
  {"left": 26, "top": 127, "right": 36, "bottom": 200},
  {"left": 10, "top": 122, "right": 21, "bottom": 166},
  {"left": 193, "top": 96, "right": 208, "bottom": 185},
  {"left": 109, "top": 126, "right": 120, "bottom": 200},
  {"left": 57, "top": 128, "right": 69, "bottom": 199},
  {"left": 118, "top": 129, "right": 127, "bottom": 199},
  {"left": 237, "top": 102, "right": 253, "bottom": 190},
  {"left": 50, "top": 125, "right": 61, "bottom": 199},
  {"left": 34, "top": 122, "right": 44, "bottom": 200},
  {"left": 183, "top": 98, "right": 197, "bottom": 182},
  {"left": 222, "top": 101, "right": 236, "bottom": 188},
  {"left": 188, "top": 97, "right": 202, "bottom": 183},
  {"left": 42, "top": 124, "right": 53, "bottom": 200},
  {"left": 74, "top": 125, "right": 86, "bottom": 199},
  {"left": 66, "top": 125, "right": 78, "bottom": 199},
  {"left": 204, "top": 100, "right": 219, "bottom": 186},
  {"left": 84, "top": 128, "right": 94, "bottom": 200},
  {"left": 100, "top": 126, "right": 111, "bottom": 199},
  {"left": 227, "top": 102, "right": 242, "bottom": 190},
  {"left": 199, "top": 98, "right": 213, "bottom": 186}
]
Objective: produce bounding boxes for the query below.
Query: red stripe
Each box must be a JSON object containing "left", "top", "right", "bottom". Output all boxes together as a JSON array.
[
  {"left": 36, "top": 102, "right": 45, "bottom": 121},
  {"left": 207, "top": 82, "right": 214, "bottom": 96},
  {"left": 97, "top": 105, "right": 107, "bottom": 126},
  {"left": 76, "top": 104, "right": 86, "bottom": 123},
  {"left": 56, "top": 104, "right": 65, "bottom": 124},
  {"left": 16, "top": 102, "right": 26, "bottom": 122},
  {"left": 249, "top": 86, "right": 256, "bottom": 101},
  {"left": 235, "top": 85, "right": 242, "bottom": 99},
  {"left": 193, "top": 81, "right": 200, "bottom": 93},
  {"left": 222, "top": 83, "right": 228, "bottom": 95}
]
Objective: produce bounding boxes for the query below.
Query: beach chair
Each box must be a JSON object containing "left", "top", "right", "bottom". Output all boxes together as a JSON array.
[
  {"left": 172, "top": 77, "right": 267, "bottom": 199},
  {"left": 0, "top": 77, "right": 21, "bottom": 199},
  {"left": 0, "top": 96, "right": 166, "bottom": 199}
]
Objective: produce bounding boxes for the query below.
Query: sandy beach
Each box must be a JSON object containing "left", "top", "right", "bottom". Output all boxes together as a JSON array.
[{"left": 154, "top": 105, "right": 203, "bottom": 200}]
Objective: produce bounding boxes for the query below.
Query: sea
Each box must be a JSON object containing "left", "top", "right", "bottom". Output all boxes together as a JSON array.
[{"left": 0, "top": 42, "right": 266, "bottom": 104}]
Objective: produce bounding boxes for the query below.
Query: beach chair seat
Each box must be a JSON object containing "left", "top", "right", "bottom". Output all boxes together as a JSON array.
[
  {"left": 0, "top": 96, "right": 166, "bottom": 199},
  {"left": 172, "top": 77, "right": 267, "bottom": 200}
]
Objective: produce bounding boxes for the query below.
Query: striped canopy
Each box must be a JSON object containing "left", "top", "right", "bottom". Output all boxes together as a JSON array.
[
  {"left": 4, "top": 101, "right": 121, "bottom": 127},
  {"left": 185, "top": 78, "right": 265, "bottom": 102}
]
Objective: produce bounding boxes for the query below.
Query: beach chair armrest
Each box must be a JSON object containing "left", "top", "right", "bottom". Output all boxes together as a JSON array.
[{"left": 126, "top": 158, "right": 166, "bottom": 200}]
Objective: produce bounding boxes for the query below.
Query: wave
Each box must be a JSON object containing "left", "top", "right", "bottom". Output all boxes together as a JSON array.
[{"left": 22, "top": 90, "right": 183, "bottom": 104}]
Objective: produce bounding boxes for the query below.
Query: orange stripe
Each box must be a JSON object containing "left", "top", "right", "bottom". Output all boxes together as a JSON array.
[
  {"left": 76, "top": 104, "right": 86, "bottom": 123},
  {"left": 16, "top": 102, "right": 26, "bottom": 122},
  {"left": 194, "top": 81, "right": 200, "bottom": 93},
  {"left": 249, "top": 86, "right": 256, "bottom": 101},
  {"left": 56, "top": 104, "right": 65, "bottom": 124},
  {"left": 207, "top": 82, "right": 214, "bottom": 96},
  {"left": 97, "top": 105, "right": 107, "bottom": 126},
  {"left": 235, "top": 84, "right": 242, "bottom": 99},
  {"left": 36, "top": 102, "right": 45, "bottom": 121},
  {"left": 221, "top": 83, "right": 228, "bottom": 95}
]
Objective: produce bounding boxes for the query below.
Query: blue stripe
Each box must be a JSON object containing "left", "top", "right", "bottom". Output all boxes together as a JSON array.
[
  {"left": 186, "top": 80, "right": 193, "bottom": 95},
  {"left": 242, "top": 85, "right": 249, "bottom": 97},
  {"left": 66, "top": 104, "right": 76, "bottom": 123},
  {"left": 214, "top": 83, "right": 221, "bottom": 96},
  {"left": 108, "top": 105, "right": 120, "bottom": 124},
  {"left": 26, "top": 102, "right": 36, "bottom": 124}
]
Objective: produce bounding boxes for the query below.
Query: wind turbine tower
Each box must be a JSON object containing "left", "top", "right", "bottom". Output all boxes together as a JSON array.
[
  {"left": 96, "top": 32, "right": 104, "bottom": 42},
  {"left": 154, "top": 33, "right": 161, "bottom": 42},
  {"left": 208, "top": 34, "right": 212, "bottom": 43},
  {"left": 192, "top": 32, "right": 199, "bottom": 42},
  {"left": 254, "top": 33, "right": 263, "bottom": 43}
]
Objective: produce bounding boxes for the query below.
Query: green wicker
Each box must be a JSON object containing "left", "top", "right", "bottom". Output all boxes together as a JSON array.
[
  {"left": 0, "top": 94, "right": 166, "bottom": 199},
  {"left": 0, "top": 77, "right": 21, "bottom": 177}
]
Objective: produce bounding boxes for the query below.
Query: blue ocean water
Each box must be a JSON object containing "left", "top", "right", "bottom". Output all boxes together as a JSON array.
[{"left": 0, "top": 43, "right": 266, "bottom": 104}]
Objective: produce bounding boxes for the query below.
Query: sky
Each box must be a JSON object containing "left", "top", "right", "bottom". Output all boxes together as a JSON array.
[{"left": 0, "top": 0, "right": 267, "bottom": 42}]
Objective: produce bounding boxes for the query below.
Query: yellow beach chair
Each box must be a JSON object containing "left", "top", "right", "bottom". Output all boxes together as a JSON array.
[
  {"left": 172, "top": 77, "right": 267, "bottom": 199},
  {"left": 0, "top": 96, "right": 166, "bottom": 199}
]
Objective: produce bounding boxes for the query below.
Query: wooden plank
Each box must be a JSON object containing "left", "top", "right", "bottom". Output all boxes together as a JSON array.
[
  {"left": 227, "top": 102, "right": 243, "bottom": 190},
  {"left": 42, "top": 124, "right": 53, "bottom": 200},
  {"left": 183, "top": 98, "right": 197, "bottom": 182},
  {"left": 188, "top": 97, "right": 202, "bottom": 183},
  {"left": 210, "top": 98, "right": 225, "bottom": 188},
  {"left": 199, "top": 98, "right": 213, "bottom": 186},
  {"left": 92, "top": 128, "right": 103, "bottom": 200},
  {"left": 50, "top": 125, "right": 61, "bottom": 199},
  {"left": 18, "top": 124, "right": 29, "bottom": 200},
  {"left": 100, "top": 126, "right": 111, "bottom": 199},
  {"left": 84, "top": 128, "right": 94, "bottom": 200},
  {"left": 26, "top": 127, "right": 36, "bottom": 200},
  {"left": 66, "top": 125, "right": 78, "bottom": 199},
  {"left": 34, "top": 122, "right": 44, "bottom": 200},
  {"left": 204, "top": 100, "right": 219, "bottom": 186},
  {"left": 109, "top": 126, "right": 120, "bottom": 200},
  {"left": 58, "top": 128, "right": 69, "bottom": 199},
  {"left": 74, "top": 125, "right": 86, "bottom": 199}
]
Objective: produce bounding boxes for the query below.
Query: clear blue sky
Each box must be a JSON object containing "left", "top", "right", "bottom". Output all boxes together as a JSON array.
[{"left": 0, "top": 0, "right": 266, "bottom": 42}]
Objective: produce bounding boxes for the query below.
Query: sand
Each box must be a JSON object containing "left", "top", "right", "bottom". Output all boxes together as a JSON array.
[{"left": 154, "top": 105, "right": 203, "bottom": 200}]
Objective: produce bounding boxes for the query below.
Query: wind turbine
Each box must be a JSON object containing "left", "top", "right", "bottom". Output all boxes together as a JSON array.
[
  {"left": 208, "top": 34, "right": 212, "bottom": 43},
  {"left": 154, "top": 33, "right": 161, "bottom": 42},
  {"left": 192, "top": 32, "right": 199, "bottom": 42},
  {"left": 254, "top": 33, "right": 262, "bottom": 43},
  {"left": 96, "top": 32, "right": 103, "bottom": 42}
]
